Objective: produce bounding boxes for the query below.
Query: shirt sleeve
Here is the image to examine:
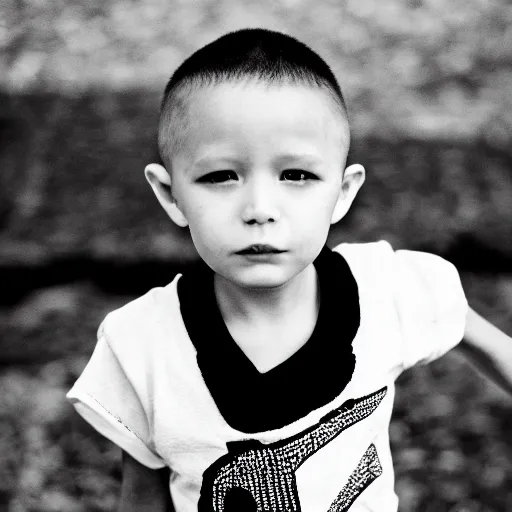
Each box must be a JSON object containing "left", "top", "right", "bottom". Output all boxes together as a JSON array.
[
  {"left": 66, "top": 319, "right": 166, "bottom": 469},
  {"left": 393, "top": 249, "right": 469, "bottom": 370}
]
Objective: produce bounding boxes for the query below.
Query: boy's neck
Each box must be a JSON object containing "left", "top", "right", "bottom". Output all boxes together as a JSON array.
[{"left": 213, "top": 263, "right": 319, "bottom": 329}]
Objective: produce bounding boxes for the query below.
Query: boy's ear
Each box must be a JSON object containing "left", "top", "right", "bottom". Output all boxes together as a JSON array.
[
  {"left": 331, "top": 163, "right": 365, "bottom": 224},
  {"left": 144, "top": 163, "right": 189, "bottom": 227}
]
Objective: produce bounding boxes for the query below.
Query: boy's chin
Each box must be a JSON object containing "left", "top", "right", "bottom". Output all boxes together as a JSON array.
[{"left": 221, "top": 266, "right": 303, "bottom": 290}]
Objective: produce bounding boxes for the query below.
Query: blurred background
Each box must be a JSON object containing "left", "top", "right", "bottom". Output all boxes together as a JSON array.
[{"left": 1, "top": 0, "right": 512, "bottom": 510}]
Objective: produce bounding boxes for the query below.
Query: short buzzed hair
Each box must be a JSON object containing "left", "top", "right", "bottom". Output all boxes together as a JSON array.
[{"left": 158, "top": 28, "right": 349, "bottom": 168}]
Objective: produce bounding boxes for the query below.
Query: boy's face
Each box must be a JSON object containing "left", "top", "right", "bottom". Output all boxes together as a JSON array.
[{"left": 147, "top": 82, "right": 364, "bottom": 290}]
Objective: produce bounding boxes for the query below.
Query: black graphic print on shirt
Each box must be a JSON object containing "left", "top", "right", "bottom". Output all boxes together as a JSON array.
[
  {"left": 198, "top": 387, "right": 387, "bottom": 512},
  {"left": 327, "top": 444, "right": 382, "bottom": 512}
]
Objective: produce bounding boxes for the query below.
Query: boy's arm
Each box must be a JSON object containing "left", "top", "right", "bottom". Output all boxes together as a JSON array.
[
  {"left": 118, "top": 450, "right": 175, "bottom": 512},
  {"left": 457, "top": 306, "right": 512, "bottom": 396}
]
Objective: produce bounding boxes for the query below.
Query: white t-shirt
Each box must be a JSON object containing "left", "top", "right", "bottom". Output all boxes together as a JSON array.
[{"left": 66, "top": 241, "right": 468, "bottom": 512}]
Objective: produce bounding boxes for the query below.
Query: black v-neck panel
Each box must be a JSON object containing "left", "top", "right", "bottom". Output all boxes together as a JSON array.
[{"left": 177, "top": 246, "right": 360, "bottom": 433}]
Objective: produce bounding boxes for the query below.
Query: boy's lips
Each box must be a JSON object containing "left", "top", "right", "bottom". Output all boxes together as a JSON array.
[{"left": 235, "top": 244, "right": 286, "bottom": 255}]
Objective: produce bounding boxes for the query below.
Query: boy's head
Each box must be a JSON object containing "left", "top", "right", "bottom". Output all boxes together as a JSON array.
[
  {"left": 145, "top": 28, "right": 365, "bottom": 289},
  {"left": 157, "top": 28, "right": 349, "bottom": 167}
]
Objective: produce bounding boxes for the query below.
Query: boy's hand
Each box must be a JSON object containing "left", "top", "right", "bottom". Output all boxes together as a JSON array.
[
  {"left": 118, "top": 450, "right": 175, "bottom": 512},
  {"left": 458, "top": 306, "right": 512, "bottom": 396}
]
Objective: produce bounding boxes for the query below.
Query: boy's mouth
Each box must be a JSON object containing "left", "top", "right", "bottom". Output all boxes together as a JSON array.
[{"left": 236, "top": 244, "right": 286, "bottom": 255}]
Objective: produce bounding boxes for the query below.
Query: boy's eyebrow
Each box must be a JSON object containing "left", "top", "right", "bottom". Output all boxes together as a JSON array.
[
  {"left": 273, "top": 152, "right": 323, "bottom": 166},
  {"left": 193, "top": 152, "right": 324, "bottom": 169},
  {"left": 192, "top": 155, "right": 243, "bottom": 168}
]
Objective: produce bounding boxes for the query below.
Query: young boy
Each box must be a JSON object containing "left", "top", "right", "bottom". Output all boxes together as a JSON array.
[{"left": 67, "top": 28, "right": 512, "bottom": 512}]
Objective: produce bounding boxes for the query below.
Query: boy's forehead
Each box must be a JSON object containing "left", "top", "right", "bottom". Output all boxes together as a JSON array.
[
  {"left": 189, "top": 81, "right": 346, "bottom": 124},
  {"left": 177, "top": 81, "right": 349, "bottom": 157}
]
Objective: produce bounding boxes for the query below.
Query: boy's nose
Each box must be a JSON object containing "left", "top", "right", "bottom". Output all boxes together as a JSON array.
[{"left": 241, "top": 178, "right": 280, "bottom": 225}]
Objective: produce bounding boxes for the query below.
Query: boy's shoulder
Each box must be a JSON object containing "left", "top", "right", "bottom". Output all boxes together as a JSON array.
[
  {"left": 330, "top": 241, "right": 397, "bottom": 297},
  {"left": 332, "top": 240, "right": 461, "bottom": 298},
  {"left": 99, "top": 274, "right": 183, "bottom": 347},
  {"left": 332, "top": 239, "right": 395, "bottom": 272},
  {"left": 332, "top": 239, "right": 393, "bottom": 257},
  {"left": 333, "top": 239, "right": 456, "bottom": 274}
]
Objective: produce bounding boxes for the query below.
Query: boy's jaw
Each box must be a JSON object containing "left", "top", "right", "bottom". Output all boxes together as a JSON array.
[{"left": 198, "top": 241, "right": 325, "bottom": 293}]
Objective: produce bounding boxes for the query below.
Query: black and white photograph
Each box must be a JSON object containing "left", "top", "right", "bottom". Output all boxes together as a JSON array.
[{"left": 1, "top": 1, "right": 512, "bottom": 511}]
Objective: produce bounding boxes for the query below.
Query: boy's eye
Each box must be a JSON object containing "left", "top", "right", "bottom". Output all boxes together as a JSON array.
[
  {"left": 197, "top": 171, "right": 238, "bottom": 184},
  {"left": 281, "top": 169, "right": 317, "bottom": 182}
]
